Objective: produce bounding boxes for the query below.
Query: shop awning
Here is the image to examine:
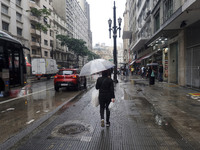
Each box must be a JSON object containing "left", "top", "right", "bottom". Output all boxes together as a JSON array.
[
  {"left": 129, "top": 59, "right": 136, "bottom": 65},
  {"left": 136, "top": 55, "right": 147, "bottom": 63},
  {"left": 143, "top": 50, "right": 159, "bottom": 59}
]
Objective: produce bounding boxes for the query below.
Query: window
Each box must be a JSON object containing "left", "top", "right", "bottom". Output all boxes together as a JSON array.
[
  {"left": 32, "top": 36, "right": 36, "bottom": 42},
  {"left": 50, "top": 30, "right": 53, "bottom": 37},
  {"left": 1, "top": 4, "right": 9, "bottom": 15},
  {"left": 44, "top": 40, "right": 48, "bottom": 46},
  {"left": 44, "top": 51, "right": 48, "bottom": 57},
  {"left": 154, "top": 11, "right": 160, "bottom": 32},
  {"left": 163, "top": 0, "right": 173, "bottom": 22},
  {"left": 17, "top": 27, "right": 22, "bottom": 36},
  {"left": 58, "top": 70, "right": 74, "bottom": 75},
  {"left": 44, "top": 17, "right": 48, "bottom": 24},
  {"left": 32, "top": 49, "right": 36, "bottom": 55},
  {"left": 2, "top": 21, "right": 9, "bottom": 31},
  {"left": 44, "top": 30, "right": 47, "bottom": 34},
  {"left": 16, "top": 12, "right": 22, "bottom": 21},
  {"left": 50, "top": 40, "right": 53, "bottom": 47},
  {"left": 16, "top": 0, "right": 21, "bottom": 6},
  {"left": 31, "top": 24, "right": 35, "bottom": 29}
]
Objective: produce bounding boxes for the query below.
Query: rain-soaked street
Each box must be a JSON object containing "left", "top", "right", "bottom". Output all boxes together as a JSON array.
[
  {"left": 1, "top": 75, "right": 200, "bottom": 150},
  {"left": 0, "top": 77, "right": 95, "bottom": 146}
]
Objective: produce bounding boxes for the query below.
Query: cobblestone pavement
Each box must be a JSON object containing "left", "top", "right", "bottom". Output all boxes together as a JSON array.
[{"left": 9, "top": 75, "right": 200, "bottom": 150}]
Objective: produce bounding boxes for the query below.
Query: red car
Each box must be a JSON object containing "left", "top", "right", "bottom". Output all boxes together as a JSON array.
[{"left": 54, "top": 68, "right": 86, "bottom": 91}]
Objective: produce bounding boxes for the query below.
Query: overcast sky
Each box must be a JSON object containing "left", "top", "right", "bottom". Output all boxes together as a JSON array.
[{"left": 86, "top": 0, "right": 126, "bottom": 46}]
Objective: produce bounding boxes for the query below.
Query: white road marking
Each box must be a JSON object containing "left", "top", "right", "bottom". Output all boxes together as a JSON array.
[{"left": 0, "top": 87, "right": 53, "bottom": 105}]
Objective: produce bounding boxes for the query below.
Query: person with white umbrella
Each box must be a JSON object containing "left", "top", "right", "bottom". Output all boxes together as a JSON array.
[{"left": 96, "top": 69, "right": 115, "bottom": 127}]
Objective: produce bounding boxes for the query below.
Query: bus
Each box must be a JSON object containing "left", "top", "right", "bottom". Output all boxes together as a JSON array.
[{"left": 0, "top": 30, "right": 28, "bottom": 97}]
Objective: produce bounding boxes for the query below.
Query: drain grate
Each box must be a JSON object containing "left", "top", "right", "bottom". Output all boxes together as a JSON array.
[
  {"left": 51, "top": 120, "right": 94, "bottom": 139},
  {"left": 58, "top": 124, "right": 86, "bottom": 135}
]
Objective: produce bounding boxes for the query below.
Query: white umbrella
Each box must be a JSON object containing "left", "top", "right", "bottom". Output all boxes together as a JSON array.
[{"left": 80, "top": 59, "right": 115, "bottom": 76}]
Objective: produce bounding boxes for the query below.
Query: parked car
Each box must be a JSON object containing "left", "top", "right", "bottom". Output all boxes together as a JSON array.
[{"left": 54, "top": 68, "right": 86, "bottom": 91}]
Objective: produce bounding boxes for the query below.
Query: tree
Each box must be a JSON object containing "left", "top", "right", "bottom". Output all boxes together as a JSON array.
[
  {"left": 56, "top": 34, "right": 100, "bottom": 65},
  {"left": 56, "top": 35, "right": 88, "bottom": 62},
  {"left": 27, "top": 8, "right": 51, "bottom": 57}
]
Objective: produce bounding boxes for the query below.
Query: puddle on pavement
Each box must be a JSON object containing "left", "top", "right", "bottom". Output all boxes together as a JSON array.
[{"left": 124, "top": 89, "right": 169, "bottom": 126}]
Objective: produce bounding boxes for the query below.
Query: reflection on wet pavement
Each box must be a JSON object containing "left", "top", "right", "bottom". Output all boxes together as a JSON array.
[{"left": 0, "top": 79, "right": 80, "bottom": 144}]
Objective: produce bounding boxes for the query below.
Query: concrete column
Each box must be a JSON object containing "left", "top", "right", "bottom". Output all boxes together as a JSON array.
[
  {"left": 178, "top": 30, "right": 186, "bottom": 86},
  {"left": 168, "top": 42, "right": 178, "bottom": 84}
]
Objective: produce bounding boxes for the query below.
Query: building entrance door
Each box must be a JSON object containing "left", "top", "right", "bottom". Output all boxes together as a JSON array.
[{"left": 186, "top": 46, "right": 200, "bottom": 89}]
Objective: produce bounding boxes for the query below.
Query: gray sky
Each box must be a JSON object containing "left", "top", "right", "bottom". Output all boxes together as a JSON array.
[{"left": 87, "top": 0, "right": 126, "bottom": 46}]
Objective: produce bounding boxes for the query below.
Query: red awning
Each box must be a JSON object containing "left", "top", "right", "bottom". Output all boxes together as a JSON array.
[
  {"left": 135, "top": 50, "right": 159, "bottom": 63},
  {"left": 136, "top": 55, "right": 148, "bottom": 63},
  {"left": 129, "top": 60, "right": 136, "bottom": 65}
]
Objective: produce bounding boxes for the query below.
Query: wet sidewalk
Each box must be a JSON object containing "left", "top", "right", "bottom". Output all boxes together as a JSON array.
[
  {"left": 9, "top": 75, "right": 200, "bottom": 150},
  {"left": 123, "top": 75, "right": 200, "bottom": 149}
]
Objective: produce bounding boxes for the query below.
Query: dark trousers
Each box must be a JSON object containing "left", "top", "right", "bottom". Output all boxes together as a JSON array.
[
  {"left": 99, "top": 99, "right": 111, "bottom": 123},
  {"left": 149, "top": 77, "right": 155, "bottom": 85}
]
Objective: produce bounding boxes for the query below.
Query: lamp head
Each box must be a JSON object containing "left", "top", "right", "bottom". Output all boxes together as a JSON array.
[
  {"left": 108, "top": 18, "right": 112, "bottom": 27},
  {"left": 118, "top": 17, "right": 122, "bottom": 26}
]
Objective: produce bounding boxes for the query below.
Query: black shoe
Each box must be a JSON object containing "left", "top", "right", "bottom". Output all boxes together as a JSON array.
[{"left": 106, "top": 122, "right": 110, "bottom": 127}]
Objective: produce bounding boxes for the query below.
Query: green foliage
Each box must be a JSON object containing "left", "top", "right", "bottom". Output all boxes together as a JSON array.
[
  {"left": 26, "top": 7, "right": 51, "bottom": 18},
  {"left": 56, "top": 34, "right": 100, "bottom": 60},
  {"left": 26, "top": 8, "right": 51, "bottom": 32},
  {"left": 26, "top": 7, "right": 51, "bottom": 57}
]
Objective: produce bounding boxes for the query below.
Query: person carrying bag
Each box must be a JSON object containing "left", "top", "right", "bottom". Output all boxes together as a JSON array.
[{"left": 96, "top": 69, "right": 115, "bottom": 127}]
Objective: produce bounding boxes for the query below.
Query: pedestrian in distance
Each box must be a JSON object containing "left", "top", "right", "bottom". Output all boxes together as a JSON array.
[
  {"left": 96, "top": 69, "right": 115, "bottom": 127},
  {"left": 148, "top": 66, "right": 156, "bottom": 85},
  {"left": 158, "top": 64, "right": 163, "bottom": 82},
  {"left": 141, "top": 66, "right": 146, "bottom": 78},
  {"left": 131, "top": 67, "right": 134, "bottom": 76}
]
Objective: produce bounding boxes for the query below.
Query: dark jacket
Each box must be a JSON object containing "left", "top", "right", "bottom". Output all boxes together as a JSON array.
[{"left": 96, "top": 76, "right": 115, "bottom": 102}]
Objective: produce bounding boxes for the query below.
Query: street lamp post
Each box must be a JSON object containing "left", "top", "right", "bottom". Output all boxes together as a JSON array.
[{"left": 108, "top": 1, "right": 122, "bottom": 83}]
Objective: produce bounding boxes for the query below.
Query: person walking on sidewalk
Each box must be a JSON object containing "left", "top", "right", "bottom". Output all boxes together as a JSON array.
[
  {"left": 158, "top": 64, "right": 163, "bottom": 82},
  {"left": 96, "top": 69, "right": 115, "bottom": 127},
  {"left": 148, "top": 66, "right": 156, "bottom": 85}
]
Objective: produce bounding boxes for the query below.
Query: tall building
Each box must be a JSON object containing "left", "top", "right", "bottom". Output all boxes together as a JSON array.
[
  {"left": 53, "top": 0, "right": 91, "bottom": 49},
  {"left": 77, "top": 0, "right": 92, "bottom": 51},
  {"left": 123, "top": 0, "right": 200, "bottom": 88},
  {"left": 52, "top": 0, "right": 92, "bottom": 68}
]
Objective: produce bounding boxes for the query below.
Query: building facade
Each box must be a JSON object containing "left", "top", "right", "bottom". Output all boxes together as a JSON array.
[
  {"left": 123, "top": 0, "right": 200, "bottom": 89},
  {"left": 0, "top": 0, "right": 92, "bottom": 72}
]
